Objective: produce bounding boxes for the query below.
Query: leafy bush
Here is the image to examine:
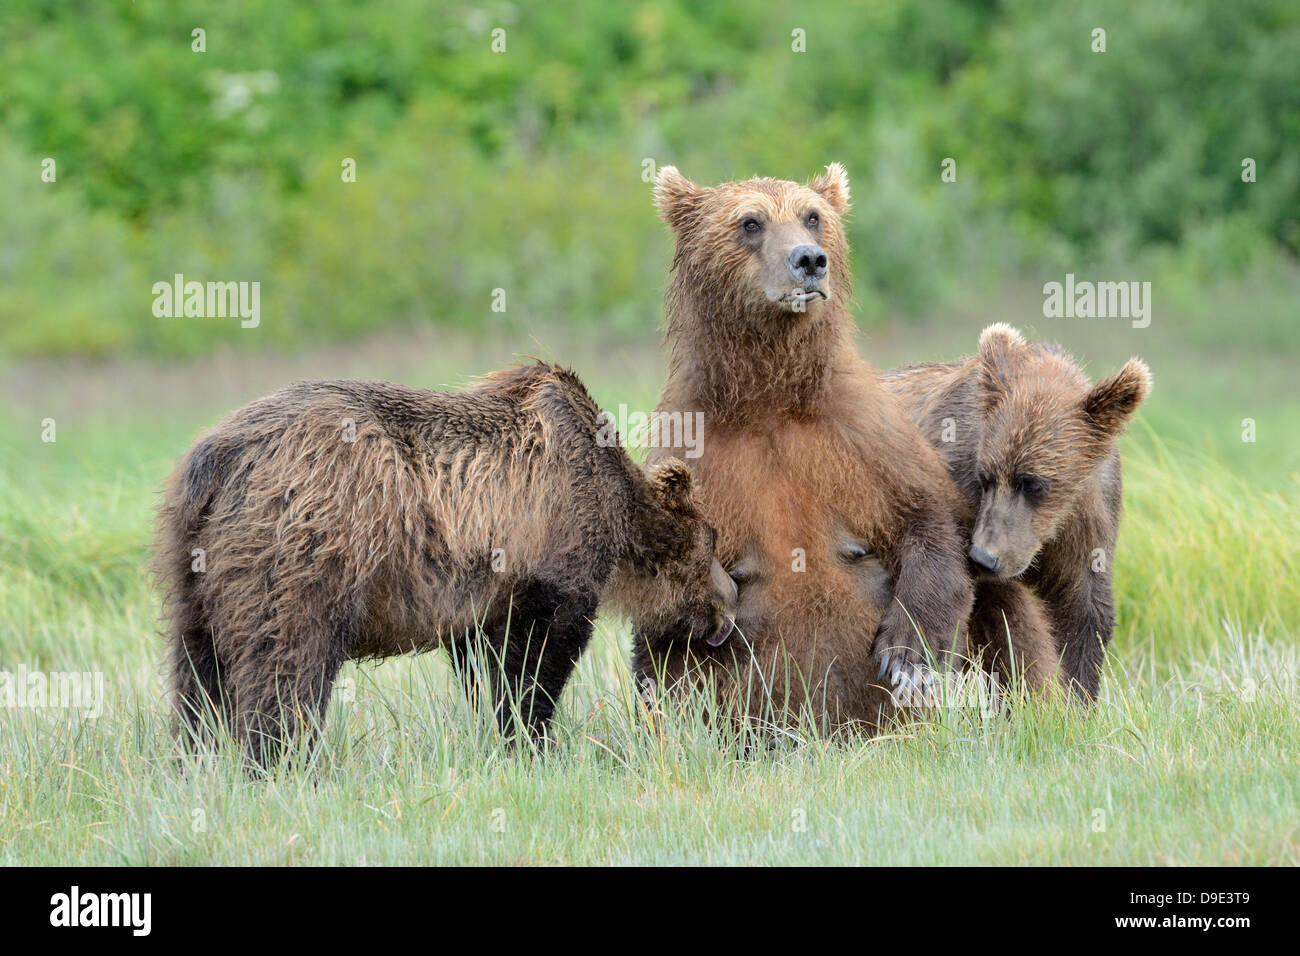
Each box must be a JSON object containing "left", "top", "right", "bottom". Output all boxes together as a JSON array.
[{"left": 1, "top": 0, "right": 1295, "bottom": 357}]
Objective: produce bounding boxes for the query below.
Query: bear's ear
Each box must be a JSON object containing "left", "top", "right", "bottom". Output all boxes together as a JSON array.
[
  {"left": 978, "top": 323, "right": 1026, "bottom": 364},
  {"left": 977, "top": 323, "right": 1027, "bottom": 383},
  {"left": 654, "top": 165, "right": 705, "bottom": 232},
  {"left": 808, "top": 162, "right": 850, "bottom": 215},
  {"left": 649, "top": 457, "right": 695, "bottom": 512},
  {"left": 1084, "top": 359, "right": 1152, "bottom": 437}
]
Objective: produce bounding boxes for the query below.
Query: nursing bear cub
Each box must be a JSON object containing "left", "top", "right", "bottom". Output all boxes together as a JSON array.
[
  {"left": 633, "top": 164, "right": 1048, "bottom": 727},
  {"left": 155, "top": 363, "right": 735, "bottom": 768},
  {"left": 883, "top": 324, "right": 1152, "bottom": 701}
]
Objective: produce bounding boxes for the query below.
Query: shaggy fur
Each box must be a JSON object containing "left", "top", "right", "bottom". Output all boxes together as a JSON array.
[
  {"left": 634, "top": 164, "right": 982, "bottom": 728},
  {"left": 155, "top": 363, "right": 734, "bottom": 768},
  {"left": 882, "top": 324, "right": 1152, "bottom": 700},
  {"left": 967, "top": 581, "right": 1061, "bottom": 694}
]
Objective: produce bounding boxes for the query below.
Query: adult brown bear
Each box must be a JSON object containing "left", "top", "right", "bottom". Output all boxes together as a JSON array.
[{"left": 633, "top": 165, "right": 1053, "bottom": 726}]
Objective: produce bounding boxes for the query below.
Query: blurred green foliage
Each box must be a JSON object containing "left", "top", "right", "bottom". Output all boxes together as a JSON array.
[{"left": 0, "top": 0, "right": 1296, "bottom": 357}]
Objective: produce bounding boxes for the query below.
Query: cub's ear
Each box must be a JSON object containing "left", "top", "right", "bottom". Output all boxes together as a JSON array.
[
  {"left": 978, "top": 323, "right": 1026, "bottom": 367},
  {"left": 654, "top": 165, "right": 705, "bottom": 232},
  {"left": 649, "top": 457, "right": 695, "bottom": 512},
  {"left": 977, "top": 322, "right": 1027, "bottom": 390},
  {"left": 808, "top": 162, "right": 850, "bottom": 215},
  {"left": 1084, "top": 359, "right": 1152, "bottom": 436}
]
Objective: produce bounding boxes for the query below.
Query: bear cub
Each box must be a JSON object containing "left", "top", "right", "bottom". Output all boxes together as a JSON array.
[
  {"left": 155, "top": 363, "right": 736, "bottom": 768},
  {"left": 883, "top": 324, "right": 1152, "bottom": 701}
]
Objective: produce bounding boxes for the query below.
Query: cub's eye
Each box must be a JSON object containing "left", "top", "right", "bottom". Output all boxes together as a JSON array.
[
  {"left": 842, "top": 543, "right": 869, "bottom": 562},
  {"left": 806, "top": 212, "right": 820, "bottom": 227},
  {"left": 1017, "top": 475, "right": 1049, "bottom": 500},
  {"left": 742, "top": 218, "right": 762, "bottom": 233}
]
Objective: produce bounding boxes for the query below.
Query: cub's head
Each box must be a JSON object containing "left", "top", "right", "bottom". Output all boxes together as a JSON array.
[
  {"left": 620, "top": 458, "right": 737, "bottom": 647},
  {"left": 654, "top": 164, "right": 851, "bottom": 319},
  {"left": 968, "top": 324, "right": 1152, "bottom": 580}
]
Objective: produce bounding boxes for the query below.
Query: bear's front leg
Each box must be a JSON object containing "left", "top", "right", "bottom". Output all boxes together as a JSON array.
[
  {"left": 491, "top": 579, "right": 599, "bottom": 745},
  {"left": 871, "top": 507, "right": 973, "bottom": 700},
  {"left": 1031, "top": 536, "right": 1117, "bottom": 704},
  {"left": 1050, "top": 579, "right": 1115, "bottom": 703}
]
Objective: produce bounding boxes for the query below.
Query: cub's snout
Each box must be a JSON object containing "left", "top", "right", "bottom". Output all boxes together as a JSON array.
[
  {"left": 968, "top": 544, "right": 1001, "bottom": 575},
  {"left": 707, "top": 556, "right": 739, "bottom": 646}
]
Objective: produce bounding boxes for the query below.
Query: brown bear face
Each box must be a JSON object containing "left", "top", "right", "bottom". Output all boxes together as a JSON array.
[
  {"left": 621, "top": 458, "right": 738, "bottom": 647},
  {"left": 969, "top": 324, "right": 1151, "bottom": 579},
  {"left": 654, "top": 164, "right": 852, "bottom": 321}
]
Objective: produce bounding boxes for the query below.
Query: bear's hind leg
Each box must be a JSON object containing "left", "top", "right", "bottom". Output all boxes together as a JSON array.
[
  {"left": 172, "top": 626, "right": 229, "bottom": 751},
  {"left": 229, "top": 612, "right": 352, "bottom": 772},
  {"left": 168, "top": 586, "right": 229, "bottom": 752}
]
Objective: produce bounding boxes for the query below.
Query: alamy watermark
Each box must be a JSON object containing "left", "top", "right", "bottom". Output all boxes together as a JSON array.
[
  {"left": 152, "top": 273, "right": 260, "bottom": 328},
  {"left": 50, "top": 886, "right": 150, "bottom": 936},
  {"left": 0, "top": 665, "right": 103, "bottom": 717},
  {"left": 890, "top": 668, "right": 1004, "bottom": 717},
  {"left": 1043, "top": 273, "right": 1151, "bottom": 328},
  {"left": 595, "top": 405, "right": 705, "bottom": 459}
]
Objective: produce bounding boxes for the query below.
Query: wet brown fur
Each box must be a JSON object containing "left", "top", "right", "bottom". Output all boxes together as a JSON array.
[
  {"left": 155, "top": 363, "right": 731, "bottom": 768},
  {"left": 634, "top": 165, "right": 996, "bottom": 728},
  {"left": 882, "top": 324, "right": 1152, "bottom": 700}
]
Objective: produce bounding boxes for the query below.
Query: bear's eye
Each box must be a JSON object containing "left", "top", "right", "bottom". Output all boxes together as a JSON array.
[
  {"left": 1017, "top": 475, "right": 1049, "bottom": 501},
  {"left": 742, "top": 218, "right": 762, "bottom": 233},
  {"left": 806, "top": 211, "right": 820, "bottom": 228}
]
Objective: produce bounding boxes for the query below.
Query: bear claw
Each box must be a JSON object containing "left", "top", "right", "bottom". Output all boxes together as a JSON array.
[{"left": 874, "top": 651, "right": 936, "bottom": 704}]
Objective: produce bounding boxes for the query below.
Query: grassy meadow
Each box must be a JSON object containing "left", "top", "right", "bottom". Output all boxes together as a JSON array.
[{"left": 1, "top": 306, "right": 1297, "bottom": 866}]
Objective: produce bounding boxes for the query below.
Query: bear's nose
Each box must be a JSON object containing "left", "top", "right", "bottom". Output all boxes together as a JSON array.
[
  {"left": 968, "top": 545, "right": 1001, "bottom": 574},
  {"left": 787, "top": 244, "right": 828, "bottom": 282}
]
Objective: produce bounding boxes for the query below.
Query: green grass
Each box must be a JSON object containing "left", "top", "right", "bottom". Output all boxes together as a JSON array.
[
  {"left": 0, "top": 344, "right": 1296, "bottom": 865},
  {"left": 0, "top": 600, "right": 1295, "bottom": 865}
]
